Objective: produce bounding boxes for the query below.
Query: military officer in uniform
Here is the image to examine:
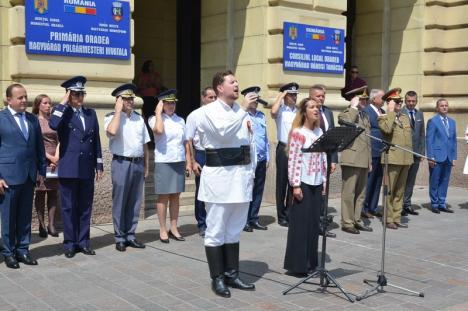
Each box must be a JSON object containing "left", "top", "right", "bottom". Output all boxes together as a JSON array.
[
  {"left": 49, "top": 76, "right": 104, "bottom": 258},
  {"left": 338, "top": 86, "right": 373, "bottom": 234},
  {"left": 378, "top": 88, "right": 413, "bottom": 229},
  {"left": 105, "top": 84, "right": 150, "bottom": 252},
  {"left": 270, "top": 82, "right": 299, "bottom": 227}
]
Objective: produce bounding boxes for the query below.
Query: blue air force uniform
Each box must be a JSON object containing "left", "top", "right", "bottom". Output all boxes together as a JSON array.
[{"left": 49, "top": 76, "right": 103, "bottom": 255}]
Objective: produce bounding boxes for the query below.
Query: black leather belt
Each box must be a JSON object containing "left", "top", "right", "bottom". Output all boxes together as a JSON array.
[
  {"left": 205, "top": 146, "right": 251, "bottom": 167},
  {"left": 113, "top": 155, "right": 143, "bottom": 162}
]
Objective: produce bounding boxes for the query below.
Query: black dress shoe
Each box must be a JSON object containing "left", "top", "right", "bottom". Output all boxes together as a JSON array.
[
  {"left": 225, "top": 275, "right": 255, "bottom": 290},
  {"left": 355, "top": 223, "right": 373, "bottom": 232},
  {"left": 440, "top": 208, "right": 454, "bottom": 213},
  {"left": 342, "top": 226, "right": 360, "bottom": 234},
  {"left": 431, "top": 208, "right": 440, "bottom": 214},
  {"left": 250, "top": 222, "right": 268, "bottom": 230},
  {"left": 369, "top": 211, "right": 383, "bottom": 217},
  {"left": 4, "top": 255, "right": 20, "bottom": 269},
  {"left": 47, "top": 228, "right": 59, "bottom": 237},
  {"left": 64, "top": 249, "right": 76, "bottom": 258},
  {"left": 278, "top": 219, "right": 289, "bottom": 227},
  {"left": 160, "top": 236, "right": 169, "bottom": 243},
  {"left": 395, "top": 223, "right": 408, "bottom": 228},
  {"left": 79, "top": 247, "right": 96, "bottom": 255},
  {"left": 320, "top": 230, "right": 336, "bottom": 238},
  {"left": 115, "top": 242, "right": 126, "bottom": 252},
  {"left": 401, "top": 209, "right": 408, "bottom": 216},
  {"left": 243, "top": 224, "right": 253, "bottom": 232},
  {"left": 16, "top": 253, "right": 38, "bottom": 265},
  {"left": 198, "top": 228, "right": 206, "bottom": 237},
  {"left": 126, "top": 240, "right": 145, "bottom": 249},
  {"left": 406, "top": 208, "right": 419, "bottom": 215},
  {"left": 212, "top": 276, "right": 231, "bottom": 298},
  {"left": 168, "top": 231, "right": 185, "bottom": 241},
  {"left": 39, "top": 226, "right": 48, "bottom": 238}
]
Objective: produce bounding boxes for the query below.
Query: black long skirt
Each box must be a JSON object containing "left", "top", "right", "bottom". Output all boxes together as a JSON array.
[{"left": 284, "top": 182, "right": 322, "bottom": 274}]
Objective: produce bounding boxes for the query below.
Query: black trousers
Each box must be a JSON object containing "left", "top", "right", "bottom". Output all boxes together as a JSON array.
[{"left": 275, "top": 143, "right": 290, "bottom": 222}]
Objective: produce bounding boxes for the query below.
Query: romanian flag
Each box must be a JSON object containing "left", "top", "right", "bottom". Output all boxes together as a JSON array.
[
  {"left": 312, "top": 34, "right": 325, "bottom": 40},
  {"left": 64, "top": 5, "right": 96, "bottom": 15}
]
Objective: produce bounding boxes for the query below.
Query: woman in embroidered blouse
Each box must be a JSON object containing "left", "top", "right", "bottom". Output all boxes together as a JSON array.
[
  {"left": 149, "top": 90, "right": 192, "bottom": 243},
  {"left": 283, "top": 98, "right": 327, "bottom": 276}
]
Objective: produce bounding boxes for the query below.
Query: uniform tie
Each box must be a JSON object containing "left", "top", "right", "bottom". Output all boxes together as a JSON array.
[{"left": 17, "top": 112, "right": 29, "bottom": 140}]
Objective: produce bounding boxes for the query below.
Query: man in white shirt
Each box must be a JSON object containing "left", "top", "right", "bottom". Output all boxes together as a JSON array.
[
  {"left": 270, "top": 82, "right": 299, "bottom": 227},
  {"left": 186, "top": 87, "right": 217, "bottom": 237},
  {"left": 104, "top": 84, "right": 150, "bottom": 252},
  {"left": 197, "top": 70, "right": 257, "bottom": 298}
]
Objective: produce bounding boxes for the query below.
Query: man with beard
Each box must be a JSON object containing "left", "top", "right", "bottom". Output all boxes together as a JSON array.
[{"left": 197, "top": 71, "right": 257, "bottom": 298}]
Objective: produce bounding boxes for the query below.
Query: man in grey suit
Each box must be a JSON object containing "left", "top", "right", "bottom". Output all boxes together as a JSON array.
[{"left": 401, "top": 91, "right": 425, "bottom": 216}]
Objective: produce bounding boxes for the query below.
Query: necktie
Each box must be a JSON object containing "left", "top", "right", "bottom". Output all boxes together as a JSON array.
[
  {"left": 17, "top": 112, "right": 29, "bottom": 140},
  {"left": 443, "top": 117, "right": 449, "bottom": 136},
  {"left": 75, "top": 109, "right": 84, "bottom": 130},
  {"left": 410, "top": 111, "right": 415, "bottom": 128},
  {"left": 319, "top": 110, "right": 326, "bottom": 132}
]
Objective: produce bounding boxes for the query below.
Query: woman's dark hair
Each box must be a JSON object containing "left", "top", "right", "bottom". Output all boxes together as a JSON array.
[
  {"left": 32, "top": 94, "right": 51, "bottom": 115},
  {"left": 141, "top": 60, "right": 153, "bottom": 74}
]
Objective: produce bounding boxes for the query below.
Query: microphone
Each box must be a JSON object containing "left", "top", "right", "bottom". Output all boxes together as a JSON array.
[{"left": 338, "top": 119, "right": 359, "bottom": 128}]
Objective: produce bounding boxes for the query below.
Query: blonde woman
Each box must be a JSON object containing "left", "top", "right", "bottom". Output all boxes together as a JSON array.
[{"left": 284, "top": 98, "right": 327, "bottom": 276}]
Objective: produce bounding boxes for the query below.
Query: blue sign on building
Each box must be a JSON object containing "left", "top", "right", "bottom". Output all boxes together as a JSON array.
[
  {"left": 25, "top": 0, "right": 131, "bottom": 60},
  {"left": 283, "top": 22, "right": 345, "bottom": 74}
]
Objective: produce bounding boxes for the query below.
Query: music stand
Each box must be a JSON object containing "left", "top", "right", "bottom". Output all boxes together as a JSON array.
[{"left": 282, "top": 126, "right": 364, "bottom": 302}]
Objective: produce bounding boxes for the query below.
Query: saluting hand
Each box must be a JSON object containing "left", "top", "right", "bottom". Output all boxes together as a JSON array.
[
  {"left": 115, "top": 97, "right": 124, "bottom": 113},
  {"left": 242, "top": 93, "right": 258, "bottom": 108},
  {"left": 0, "top": 179, "right": 9, "bottom": 196},
  {"left": 59, "top": 90, "right": 71, "bottom": 106},
  {"left": 350, "top": 96, "right": 359, "bottom": 109},
  {"left": 155, "top": 100, "right": 164, "bottom": 115}
]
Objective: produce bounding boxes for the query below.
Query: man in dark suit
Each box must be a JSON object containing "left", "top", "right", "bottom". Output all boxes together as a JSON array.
[
  {"left": 309, "top": 84, "right": 338, "bottom": 238},
  {"left": 401, "top": 91, "right": 425, "bottom": 216},
  {"left": 0, "top": 84, "right": 46, "bottom": 269},
  {"left": 49, "top": 76, "right": 104, "bottom": 258},
  {"left": 426, "top": 99, "right": 457, "bottom": 214},
  {"left": 362, "top": 89, "right": 385, "bottom": 218}
]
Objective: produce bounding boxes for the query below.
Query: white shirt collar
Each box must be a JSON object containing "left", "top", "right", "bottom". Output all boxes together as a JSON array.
[{"left": 7, "top": 105, "right": 23, "bottom": 116}]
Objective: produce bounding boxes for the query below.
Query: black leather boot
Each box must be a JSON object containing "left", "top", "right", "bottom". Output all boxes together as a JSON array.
[
  {"left": 223, "top": 243, "right": 255, "bottom": 290},
  {"left": 205, "top": 246, "right": 231, "bottom": 298}
]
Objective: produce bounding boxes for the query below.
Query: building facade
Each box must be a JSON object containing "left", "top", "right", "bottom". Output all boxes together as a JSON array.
[{"left": 1, "top": 0, "right": 467, "bottom": 222}]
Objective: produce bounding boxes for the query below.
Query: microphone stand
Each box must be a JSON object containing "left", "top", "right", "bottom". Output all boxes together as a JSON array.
[{"left": 338, "top": 120, "right": 428, "bottom": 301}]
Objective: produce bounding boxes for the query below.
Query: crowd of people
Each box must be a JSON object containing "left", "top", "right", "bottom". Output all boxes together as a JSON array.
[{"left": 0, "top": 66, "right": 466, "bottom": 299}]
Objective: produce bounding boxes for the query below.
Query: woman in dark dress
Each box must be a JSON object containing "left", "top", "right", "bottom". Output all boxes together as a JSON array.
[
  {"left": 32, "top": 94, "right": 60, "bottom": 237},
  {"left": 284, "top": 98, "right": 327, "bottom": 275}
]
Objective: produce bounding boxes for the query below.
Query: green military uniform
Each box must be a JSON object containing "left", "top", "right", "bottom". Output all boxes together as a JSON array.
[
  {"left": 378, "top": 111, "right": 413, "bottom": 224},
  {"left": 339, "top": 107, "right": 371, "bottom": 230}
]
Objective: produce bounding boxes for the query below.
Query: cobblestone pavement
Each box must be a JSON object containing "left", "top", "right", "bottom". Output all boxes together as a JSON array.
[{"left": 1, "top": 186, "right": 468, "bottom": 311}]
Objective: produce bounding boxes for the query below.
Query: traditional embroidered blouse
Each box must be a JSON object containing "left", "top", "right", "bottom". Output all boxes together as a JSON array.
[{"left": 288, "top": 127, "right": 327, "bottom": 187}]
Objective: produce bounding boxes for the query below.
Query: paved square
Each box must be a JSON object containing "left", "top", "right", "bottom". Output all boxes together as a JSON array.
[{"left": 1, "top": 186, "right": 468, "bottom": 310}]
